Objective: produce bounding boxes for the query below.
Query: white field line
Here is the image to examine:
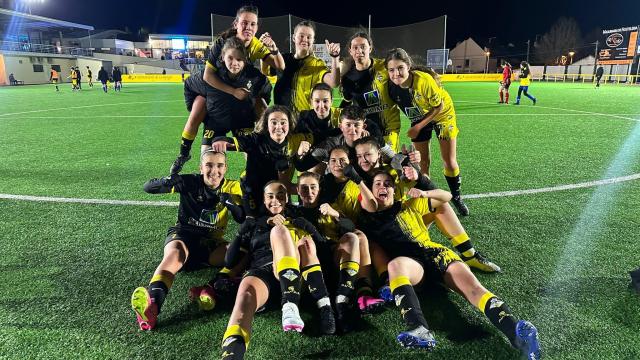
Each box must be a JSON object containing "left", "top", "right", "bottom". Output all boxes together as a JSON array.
[
  {"left": 0, "top": 100, "right": 182, "bottom": 117},
  {"left": 2, "top": 173, "right": 639, "bottom": 206}
]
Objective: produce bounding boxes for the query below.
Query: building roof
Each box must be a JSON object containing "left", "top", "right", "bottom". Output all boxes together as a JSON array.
[{"left": 0, "top": 7, "right": 94, "bottom": 32}]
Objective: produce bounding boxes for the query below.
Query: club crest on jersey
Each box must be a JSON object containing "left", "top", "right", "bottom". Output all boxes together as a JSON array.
[
  {"left": 363, "top": 90, "right": 380, "bottom": 106},
  {"left": 404, "top": 106, "right": 422, "bottom": 121},
  {"left": 246, "top": 80, "right": 252, "bottom": 89},
  {"left": 200, "top": 208, "right": 219, "bottom": 224},
  {"left": 376, "top": 73, "right": 383, "bottom": 81}
]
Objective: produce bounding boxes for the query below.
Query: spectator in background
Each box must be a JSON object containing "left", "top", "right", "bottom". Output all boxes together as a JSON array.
[
  {"left": 112, "top": 66, "right": 122, "bottom": 92},
  {"left": 162, "top": 68, "right": 167, "bottom": 75},
  {"left": 98, "top": 66, "right": 109, "bottom": 93},
  {"left": 76, "top": 66, "right": 82, "bottom": 89},
  {"left": 595, "top": 65, "right": 604, "bottom": 88},
  {"left": 9, "top": 73, "right": 16, "bottom": 85}
]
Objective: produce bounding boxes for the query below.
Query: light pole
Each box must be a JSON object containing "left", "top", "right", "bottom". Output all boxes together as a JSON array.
[
  {"left": 568, "top": 51, "right": 575, "bottom": 64},
  {"left": 485, "top": 51, "right": 490, "bottom": 74}
]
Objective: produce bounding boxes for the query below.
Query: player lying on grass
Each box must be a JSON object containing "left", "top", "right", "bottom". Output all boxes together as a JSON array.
[
  {"left": 170, "top": 36, "right": 272, "bottom": 175},
  {"left": 220, "top": 181, "right": 333, "bottom": 359},
  {"left": 290, "top": 171, "right": 366, "bottom": 332},
  {"left": 211, "top": 105, "right": 312, "bottom": 216},
  {"left": 131, "top": 150, "right": 246, "bottom": 331},
  {"left": 352, "top": 136, "right": 500, "bottom": 285},
  {"left": 358, "top": 171, "right": 540, "bottom": 359},
  {"left": 385, "top": 48, "right": 469, "bottom": 216}
]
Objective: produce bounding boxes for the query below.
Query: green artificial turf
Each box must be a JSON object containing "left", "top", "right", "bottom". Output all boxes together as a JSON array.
[{"left": 1, "top": 81, "right": 639, "bottom": 359}]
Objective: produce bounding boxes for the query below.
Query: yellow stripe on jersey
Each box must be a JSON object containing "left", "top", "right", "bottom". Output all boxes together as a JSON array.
[
  {"left": 330, "top": 180, "right": 362, "bottom": 225},
  {"left": 207, "top": 36, "right": 271, "bottom": 72},
  {"left": 405, "top": 71, "right": 455, "bottom": 125},
  {"left": 282, "top": 220, "right": 313, "bottom": 245},
  {"left": 371, "top": 58, "right": 401, "bottom": 133},
  {"left": 290, "top": 55, "right": 329, "bottom": 114},
  {"left": 287, "top": 133, "right": 314, "bottom": 157},
  {"left": 395, "top": 197, "right": 437, "bottom": 247}
]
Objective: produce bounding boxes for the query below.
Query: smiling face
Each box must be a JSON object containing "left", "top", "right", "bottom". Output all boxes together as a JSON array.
[
  {"left": 263, "top": 182, "right": 288, "bottom": 215},
  {"left": 328, "top": 148, "right": 350, "bottom": 179},
  {"left": 297, "top": 175, "right": 320, "bottom": 206},
  {"left": 372, "top": 172, "right": 395, "bottom": 207},
  {"left": 349, "top": 36, "right": 371, "bottom": 65},
  {"left": 355, "top": 142, "right": 380, "bottom": 173},
  {"left": 387, "top": 58, "right": 410, "bottom": 87},
  {"left": 223, "top": 48, "right": 246, "bottom": 75},
  {"left": 294, "top": 25, "right": 315, "bottom": 54},
  {"left": 311, "top": 89, "right": 332, "bottom": 119},
  {"left": 234, "top": 11, "right": 258, "bottom": 44},
  {"left": 200, "top": 152, "right": 227, "bottom": 188},
  {"left": 267, "top": 111, "right": 290, "bottom": 143}
]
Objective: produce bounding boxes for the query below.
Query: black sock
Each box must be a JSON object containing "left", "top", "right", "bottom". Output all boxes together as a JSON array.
[
  {"left": 179, "top": 131, "right": 195, "bottom": 157},
  {"left": 336, "top": 261, "right": 359, "bottom": 301},
  {"left": 302, "top": 264, "right": 330, "bottom": 306},
  {"left": 391, "top": 276, "right": 429, "bottom": 329},
  {"left": 277, "top": 256, "right": 301, "bottom": 305},
  {"left": 222, "top": 325, "right": 249, "bottom": 359},
  {"left": 444, "top": 174, "right": 461, "bottom": 198},
  {"left": 478, "top": 293, "right": 518, "bottom": 343},
  {"left": 148, "top": 280, "right": 169, "bottom": 312},
  {"left": 379, "top": 270, "right": 390, "bottom": 286}
]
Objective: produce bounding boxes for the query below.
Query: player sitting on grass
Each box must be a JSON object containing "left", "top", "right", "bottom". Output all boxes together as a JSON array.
[
  {"left": 131, "top": 150, "right": 245, "bottom": 331},
  {"left": 291, "top": 171, "right": 366, "bottom": 332},
  {"left": 220, "top": 181, "right": 332, "bottom": 359},
  {"left": 358, "top": 171, "right": 540, "bottom": 359},
  {"left": 352, "top": 136, "right": 500, "bottom": 298}
]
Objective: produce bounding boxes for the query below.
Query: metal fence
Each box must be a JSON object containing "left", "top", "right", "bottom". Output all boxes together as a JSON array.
[
  {"left": 210, "top": 13, "right": 446, "bottom": 63},
  {"left": 0, "top": 40, "right": 93, "bottom": 56}
]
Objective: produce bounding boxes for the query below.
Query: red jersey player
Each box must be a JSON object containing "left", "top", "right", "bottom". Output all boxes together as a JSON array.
[{"left": 498, "top": 61, "right": 512, "bottom": 104}]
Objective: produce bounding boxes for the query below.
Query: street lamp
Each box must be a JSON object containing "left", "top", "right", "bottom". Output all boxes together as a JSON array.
[
  {"left": 485, "top": 51, "right": 491, "bottom": 74},
  {"left": 568, "top": 51, "right": 575, "bottom": 64}
]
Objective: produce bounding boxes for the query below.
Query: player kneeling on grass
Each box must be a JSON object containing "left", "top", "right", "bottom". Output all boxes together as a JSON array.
[
  {"left": 358, "top": 171, "right": 540, "bottom": 359},
  {"left": 220, "top": 181, "right": 333, "bottom": 359},
  {"left": 131, "top": 150, "right": 245, "bottom": 331}
]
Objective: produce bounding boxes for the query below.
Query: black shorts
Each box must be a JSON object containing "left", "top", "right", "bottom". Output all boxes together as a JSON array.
[
  {"left": 164, "top": 226, "right": 224, "bottom": 271},
  {"left": 384, "top": 242, "right": 461, "bottom": 284},
  {"left": 243, "top": 263, "right": 280, "bottom": 309},
  {"left": 410, "top": 122, "right": 435, "bottom": 142},
  {"left": 502, "top": 82, "right": 511, "bottom": 90},
  {"left": 201, "top": 126, "right": 253, "bottom": 146}
]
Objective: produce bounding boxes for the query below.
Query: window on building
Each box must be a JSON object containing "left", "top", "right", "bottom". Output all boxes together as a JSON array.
[{"left": 33, "top": 64, "right": 44, "bottom": 72}]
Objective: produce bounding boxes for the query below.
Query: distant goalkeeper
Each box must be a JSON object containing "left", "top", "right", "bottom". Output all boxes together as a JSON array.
[{"left": 498, "top": 60, "right": 512, "bottom": 104}]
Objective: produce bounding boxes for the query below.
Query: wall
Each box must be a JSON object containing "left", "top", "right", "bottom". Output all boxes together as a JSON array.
[
  {"left": 0, "top": 52, "right": 112, "bottom": 85},
  {"left": 125, "top": 63, "right": 184, "bottom": 74},
  {"left": 0, "top": 52, "right": 77, "bottom": 84}
]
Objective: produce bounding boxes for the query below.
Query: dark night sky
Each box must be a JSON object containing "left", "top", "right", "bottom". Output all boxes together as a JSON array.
[{"left": 18, "top": 0, "right": 640, "bottom": 48}]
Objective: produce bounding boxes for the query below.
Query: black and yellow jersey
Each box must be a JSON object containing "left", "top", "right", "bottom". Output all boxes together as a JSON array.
[
  {"left": 388, "top": 70, "right": 455, "bottom": 126},
  {"left": 87, "top": 69, "right": 92, "bottom": 78},
  {"left": 205, "top": 66, "right": 272, "bottom": 132},
  {"left": 288, "top": 203, "right": 356, "bottom": 243},
  {"left": 319, "top": 173, "right": 362, "bottom": 225},
  {"left": 341, "top": 58, "right": 400, "bottom": 135},
  {"left": 519, "top": 66, "right": 531, "bottom": 86},
  {"left": 273, "top": 53, "right": 329, "bottom": 114},
  {"left": 238, "top": 215, "right": 317, "bottom": 268},
  {"left": 360, "top": 198, "right": 440, "bottom": 249},
  {"left": 206, "top": 36, "right": 271, "bottom": 72},
  {"left": 224, "top": 132, "right": 313, "bottom": 190},
  {"left": 144, "top": 175, "right": 242, "bottom": 240},
  {"left": 293, "top": 108, "right": 342, "bottom": 145},
  {"left": 360, "top": 165, "right": 417, "bottom": 202}
]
